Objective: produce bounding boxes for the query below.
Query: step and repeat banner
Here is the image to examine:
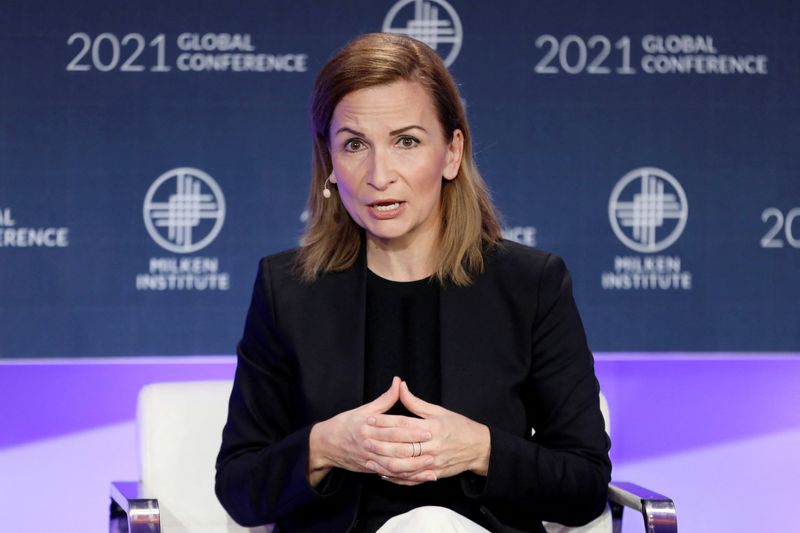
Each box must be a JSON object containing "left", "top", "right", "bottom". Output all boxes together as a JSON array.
[{"left": 1, "top": 0, "right": 798, "bottom": 357}]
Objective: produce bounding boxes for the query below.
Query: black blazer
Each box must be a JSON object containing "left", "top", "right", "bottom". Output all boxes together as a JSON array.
[{"left": 215, "top": 241, "right": 611, "bottom": 532}]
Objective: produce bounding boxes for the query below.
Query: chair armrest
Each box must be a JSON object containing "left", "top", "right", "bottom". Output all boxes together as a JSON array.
[
  {"left": 110, "top": 481, "right": 161, "bottom": 533},
  {"left": 608, "top": 481, "right": 677, "bottom": 533}
]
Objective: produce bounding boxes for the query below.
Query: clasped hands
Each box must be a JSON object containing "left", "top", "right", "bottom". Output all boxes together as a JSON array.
[{"left": 308, "top": 376, "right": 490, "bottom": 487}]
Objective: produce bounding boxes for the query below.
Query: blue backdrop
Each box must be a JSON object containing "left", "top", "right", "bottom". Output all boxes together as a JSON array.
[{"left": 1, "top": 0, "right": 798, "bottom": 357}]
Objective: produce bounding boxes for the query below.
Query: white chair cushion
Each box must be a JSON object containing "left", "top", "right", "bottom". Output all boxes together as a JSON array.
[{"left": 137, "top": 380, "right": 270, "bottom": 532}]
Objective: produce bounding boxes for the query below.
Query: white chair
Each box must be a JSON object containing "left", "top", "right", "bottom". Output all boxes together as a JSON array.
[
  {"left": 110, "top": 380, "right": 270, "bottom": 533},
  {"left": 110, "top": 381, "right": 676, "bottom": 532}
]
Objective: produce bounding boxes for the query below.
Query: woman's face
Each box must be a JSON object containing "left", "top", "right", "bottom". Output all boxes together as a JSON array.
[{"left": 328, "top": 80, "right": 463, "bottom": 251}]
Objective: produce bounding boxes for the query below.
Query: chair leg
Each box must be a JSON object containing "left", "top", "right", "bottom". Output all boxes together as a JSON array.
[
  {"left": 110, "top": 500, "right": 129, "bottom": 533},
  {"left": 610, "top": 502, "right": 624, "bottom": 533}
]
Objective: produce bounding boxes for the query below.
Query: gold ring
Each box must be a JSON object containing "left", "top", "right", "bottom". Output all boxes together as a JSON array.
[{"left": 412, "top": 441, "right": 422, "bottom": 457}]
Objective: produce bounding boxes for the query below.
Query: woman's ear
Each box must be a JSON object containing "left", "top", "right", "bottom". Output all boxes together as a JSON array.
[
  {"left": 443, "top": 129, "right": 464, "bottom": 181},
  {"left": 328, "top": 171, "right": 337, "bottom": 184}
]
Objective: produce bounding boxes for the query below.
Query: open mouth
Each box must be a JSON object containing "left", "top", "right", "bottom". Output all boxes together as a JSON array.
[{"left": 371, "top": 201, "right": 402, "bottom": 212}]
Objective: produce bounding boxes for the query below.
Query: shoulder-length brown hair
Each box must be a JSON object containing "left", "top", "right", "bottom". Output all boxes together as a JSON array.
[{"left": 296, "top": 32, "right": 502, "bottom": 286}]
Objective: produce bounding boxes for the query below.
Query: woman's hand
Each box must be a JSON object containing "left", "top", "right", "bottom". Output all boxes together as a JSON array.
[
  {"left": 307, "top": 377, "right": 434, "bottom": 486},
  {"left": 363, "top": 381, "right": 491, "bottom": 486}
]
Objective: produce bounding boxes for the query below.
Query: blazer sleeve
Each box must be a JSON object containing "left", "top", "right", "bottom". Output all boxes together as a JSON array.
[
  {"left": 463, "top": 253, "right": 611, "bottom": 528},
  {"left": 214, "top": 258, "right": 344, "bottom": 527}
]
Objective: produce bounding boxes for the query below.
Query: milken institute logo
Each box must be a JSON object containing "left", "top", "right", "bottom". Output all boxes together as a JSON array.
[
  {"left": 143, "top": 167, "right": 226, "bottom": 254},
  {"left": 383, "top": 0, "right": 463, "bottom": 67},
  {"left": 608, "top": 167, "right": 688, "bottom": 253}
]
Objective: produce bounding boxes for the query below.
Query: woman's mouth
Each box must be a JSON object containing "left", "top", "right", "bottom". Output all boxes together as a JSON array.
[
  {"left": 372, "top": 202, "right": 401, "bottom": 212},
  {"left": 368, "top": 201, "right": 405, "bottom": 219}
]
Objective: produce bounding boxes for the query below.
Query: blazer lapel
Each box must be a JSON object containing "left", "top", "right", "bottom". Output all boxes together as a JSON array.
[
  {"left": 439, "top": 260, "right": 527, "bottom": 431},
  {"left": 439, "top": 279, "right": 492, "bottom": 419},
  {"left": 300, "top": 243, "right": 368, "bottom": 419}
]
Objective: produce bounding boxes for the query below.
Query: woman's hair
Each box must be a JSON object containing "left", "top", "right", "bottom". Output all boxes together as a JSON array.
[{"left": 296, "top": 32, "right": 502, "bottom": 286}]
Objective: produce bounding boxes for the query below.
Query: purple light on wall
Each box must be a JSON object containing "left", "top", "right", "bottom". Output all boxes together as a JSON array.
[
  {"left": 0, "top": 357, "right": 236, "bottom": 449},
  {"left": 594, "top": 354, "right": 800, "bottom": 464}
]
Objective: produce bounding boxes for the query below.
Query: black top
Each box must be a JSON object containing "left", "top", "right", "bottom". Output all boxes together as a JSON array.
[
  {"left": 355, "top": 270, "right": 487, "bottom": 532},
  {"left": 363, "top": 269, "right": 440, "bottom": 407}
]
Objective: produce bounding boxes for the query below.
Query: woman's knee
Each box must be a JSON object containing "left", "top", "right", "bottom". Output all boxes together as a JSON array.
[{"left": 377, "top": 506, "right": 489, "bottom": 533}]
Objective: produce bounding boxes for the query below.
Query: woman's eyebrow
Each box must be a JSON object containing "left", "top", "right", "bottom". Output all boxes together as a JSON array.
[
  {"left": 335, "top": 126, "right": 364, "bottom": 137},
  {"left": 389, "top": 125, "right": 427, "bottom": 135},
  {"left": 334, "top": 125, "right": 428, "bottom": 137}
]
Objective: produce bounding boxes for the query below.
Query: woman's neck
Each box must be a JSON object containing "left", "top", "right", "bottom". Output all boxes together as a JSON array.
[{"left": 366, "top": 233, "right": 437, "bottom": 282}]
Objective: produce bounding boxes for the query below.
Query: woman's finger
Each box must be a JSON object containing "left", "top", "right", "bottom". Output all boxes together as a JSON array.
[
  {"left": 368, "top": 413, "right": 432, "bottom": 434},
  {"left": 364, "top": 438, "right": 424, "bottom": 459},
  {"left": 365, "top": 425, "right": 433, "bottom": 444},
  {"left": 365, "top": 376, "right": 401, "bottom": 412},
  {"left": 366, "top": 454, "right": 434, "bottom": 476},
  {"left": 399, "top": 381, "right": 438, "bottom": 417},
  {"left": 381, "top": 470, "right": 438, "bottom": 485},
  {"left": 368, "top": 413, "right": 414, "bottom": 428}
]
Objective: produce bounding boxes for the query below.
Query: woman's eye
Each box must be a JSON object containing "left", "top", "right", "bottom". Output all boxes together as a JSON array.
[
  {"left": 344, "top": 139, "right": 365, "bottom": 152},
  {"left": 398, "top": 136, "right": 419, "bottom": 149}
]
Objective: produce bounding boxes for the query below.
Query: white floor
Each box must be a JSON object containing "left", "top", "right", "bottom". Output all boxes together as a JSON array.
[
  {"left": 0, "top": 421, "right": 138, "bottom": 533},
  {"left": 615, "top": 427, "right": 800, "bottom": 533}
]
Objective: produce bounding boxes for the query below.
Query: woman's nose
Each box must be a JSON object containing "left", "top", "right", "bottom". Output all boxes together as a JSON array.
[{"left": 366, "top": 149, "right": 397, "bottom": 190}]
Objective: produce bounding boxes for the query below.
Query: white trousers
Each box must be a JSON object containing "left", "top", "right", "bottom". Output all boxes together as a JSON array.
[{"left": 376, "top": 506, "right": 490, "bottom": 533}]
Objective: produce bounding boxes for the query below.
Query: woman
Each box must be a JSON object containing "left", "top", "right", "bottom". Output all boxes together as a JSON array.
[{"left": 215, "top": 33, "right": 611, "bottom": 533}]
